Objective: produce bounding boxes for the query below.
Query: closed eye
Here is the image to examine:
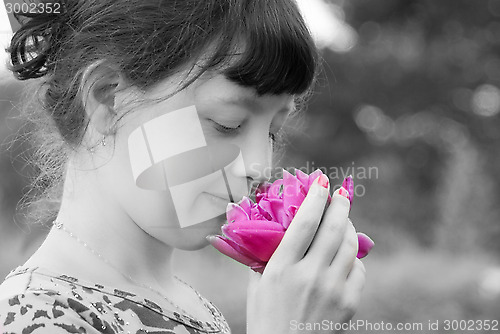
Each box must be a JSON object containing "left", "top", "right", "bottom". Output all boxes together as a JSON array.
[
  {"left": 210, "top": 119, "right": 278, "bottom": 143},
  {"left": 210, "top": 120, "right": 241, "bottom": 134}
]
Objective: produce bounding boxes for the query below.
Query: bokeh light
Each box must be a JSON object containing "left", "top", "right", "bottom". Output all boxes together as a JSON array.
[
  {"left": 297, "top": 0, "right": 358, "bottom": 53},
  {"left": 354, "top": 104, "right": 395, "bottom": 143},
  {"left": 471, "top": 84, "right": 500, "bottom": 117}
]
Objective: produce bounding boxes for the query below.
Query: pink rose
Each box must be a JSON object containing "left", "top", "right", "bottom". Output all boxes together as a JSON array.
[{"left": 208, "top": 169, "right": 374, "bottom": 273}]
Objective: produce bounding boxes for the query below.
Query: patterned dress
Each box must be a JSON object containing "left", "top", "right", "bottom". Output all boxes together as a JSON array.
[{"left": 0, "top": 266, "right": 231, "bottom": 334}]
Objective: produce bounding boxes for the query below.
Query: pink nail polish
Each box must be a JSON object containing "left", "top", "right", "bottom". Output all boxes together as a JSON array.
[
  {"left": 317, "top": 174, "right": 329, "bottom": 188},
  {"left": 338, "top": 186, "right": 350, "bottom": 199}
]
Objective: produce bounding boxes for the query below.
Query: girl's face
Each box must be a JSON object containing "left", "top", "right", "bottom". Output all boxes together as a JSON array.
[{"left": 94, "top": 74, "right": 294, "bottom": 250}]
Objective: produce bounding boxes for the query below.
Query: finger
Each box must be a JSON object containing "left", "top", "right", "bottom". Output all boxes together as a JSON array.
[
  {"left": 328, "top": 219, "right": 359, "bottom": 279},
  {"left": 302, "top": 188, "right": 350, "bottom": 267},
  {"left": 247, "top": 268, "right": 261, "bottom": 295},
  {"left": 342, "top": 259, "right": 366, "bottom": 313},
  {"left": 268, "top": 174, "right": 330, "bottom": 267}
]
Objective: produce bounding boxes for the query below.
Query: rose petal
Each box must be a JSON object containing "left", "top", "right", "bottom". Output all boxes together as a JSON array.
[
  {"left": 307, "top": 169, "right": 324, "bottom": 190},
  {"left": 257, "top": 202, "right": 273, "bottom": 220},
  {"left": 226, "top": 203, "right": 249, "bottom": 223},
  {"left": 258, "top": 198, "right": 290, "bottom": 227},
  {"left": 230, "top": 229, "right": 285, "bottom": 262},
  {"left": 283, "top": 205, "right": 299, "bottom": 229},
  {"left": 255, "top": 181, "right": 272, "bottom": 203},
  {"left": 222, "top": 220, "right": 286, "bottom": 237},
  {"left": 250, "top": 204, "right": 266, "bottom": 220},
  {"left": 208, "top": 236, "right": 263, "bottom": 267},
  {"left": 356, "top": 232, "right": 374, "bottom": 258},
  {"left": 256, "top": 192, "right": 267, "bottom": 204},
  {"left": 251, "top": 264, "right": 266, "bottom": 274},
  {"left": 295, "top": 169, "right": 310, "bottom": 188},
  {"left": 267, "top": 179, "right": 283, "bottom": 199},
  {"left": 255, "top": 181, "right": 272, "bottom": 204},
  {"left": 256, "top": 181, "right": 272, "bottom": 194},
  {"left": 283, "top": 169, "right": 301, "bottom": 198},
  {"left": 342, "top": 175, "right": 354, "bottom": 207},
  {"left": 238, "top": 197, "right": 253, "bottom": 216},
  {"left": 283, "top": 170, "right": 306, "bottom": 209}
]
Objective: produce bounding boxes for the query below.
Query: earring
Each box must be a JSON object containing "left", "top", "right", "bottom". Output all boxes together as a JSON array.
[{"left": 88, "top": 135, "right": 107, "bottom": 154}]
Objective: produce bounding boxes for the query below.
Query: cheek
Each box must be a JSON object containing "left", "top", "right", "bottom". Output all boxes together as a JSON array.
[
  {"left": 107, "top": 143, "right": 226, "bottom": 232},
  {"left": 98, "top": 136, "right": 176, "bottom": 226},
  {"left": 113, "top": 167, "right": 205, "bottom": 232},
  {"left": 106, "top": 114, "right": 234, "bottom": 245},
  {"left": 125, "top": 189, "right": 225, "bottom": 250}
]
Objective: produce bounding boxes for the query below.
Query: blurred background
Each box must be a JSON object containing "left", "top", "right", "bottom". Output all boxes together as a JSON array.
[{"left": 1, "top": 0, "right": 500, "bottom": 333}]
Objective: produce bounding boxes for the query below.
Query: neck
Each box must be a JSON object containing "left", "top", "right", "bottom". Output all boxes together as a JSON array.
[{"left": 32, "top": 159, "right": 177, "bottom": 292}]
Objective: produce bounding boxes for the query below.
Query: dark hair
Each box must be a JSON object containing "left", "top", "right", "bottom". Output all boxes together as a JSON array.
[{"left": 7, "top": 0, "right": 319, "bottom": 224}]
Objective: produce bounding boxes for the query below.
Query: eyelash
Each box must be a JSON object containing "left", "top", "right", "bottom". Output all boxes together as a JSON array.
[
  {"left": 211, "top": 121, "right": 277, "bottom": 142},
  {"left": 212, "top": 122, "right": 241, "bottom": 134}
]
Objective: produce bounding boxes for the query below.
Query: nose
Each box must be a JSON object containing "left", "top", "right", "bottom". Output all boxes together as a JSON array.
[
  {"left": 245, "top": 162, "right": 271, "bottom": 193},
  {"left": 240, "top": 139, "right": 273, "bottom": 195}
]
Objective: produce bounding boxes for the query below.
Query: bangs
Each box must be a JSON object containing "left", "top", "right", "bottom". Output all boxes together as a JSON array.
[{"left": 208, "top": 0, "right": 319, "bottom": 96}]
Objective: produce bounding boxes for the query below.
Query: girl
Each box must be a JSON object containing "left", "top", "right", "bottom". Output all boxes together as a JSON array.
[{"left": 0, "top": 0, "right": 366, "bottom": 333}]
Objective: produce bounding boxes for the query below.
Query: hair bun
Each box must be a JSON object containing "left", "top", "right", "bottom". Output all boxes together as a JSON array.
[{"left": 7, "top": 1, "right": 66, "bottom": 80}]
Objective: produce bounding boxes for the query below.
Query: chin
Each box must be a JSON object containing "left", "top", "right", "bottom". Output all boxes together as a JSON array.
[
  {"left": 175, "top": 214, "right": 226, "bottom": 251},
  {"left": 173, "top": 230, "right": 213, "bottom": 251},
  {"left": 176, "top": 238, "right": 212, "bottom": 251}
]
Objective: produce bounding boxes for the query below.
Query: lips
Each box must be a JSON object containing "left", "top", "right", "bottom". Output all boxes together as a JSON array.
[
  {"left": 208, "top": 190, "right": 254, "bottom": 203},
  {"left": 206, "top": 192, "right": 231, "bottom": 202}
]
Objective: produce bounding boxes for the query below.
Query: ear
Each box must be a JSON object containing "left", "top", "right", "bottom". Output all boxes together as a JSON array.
[{"left": 80, "top": 60, "right": 127, "bottom": 135}]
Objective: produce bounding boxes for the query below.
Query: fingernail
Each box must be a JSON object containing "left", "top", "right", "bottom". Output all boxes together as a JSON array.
[
  {"left": 317, "top": 174, "right": 329, "bottom": 189},
  {"left": 206, "top": 235, "right": 216, "bottom": 243},
  {"left": 338, "top": 186, "right": 350, "bottom": 199}
]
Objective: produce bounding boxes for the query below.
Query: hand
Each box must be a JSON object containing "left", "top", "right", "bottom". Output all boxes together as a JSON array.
[{"left": 246, "top": 175, "right": 366, "bottom": 334}]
